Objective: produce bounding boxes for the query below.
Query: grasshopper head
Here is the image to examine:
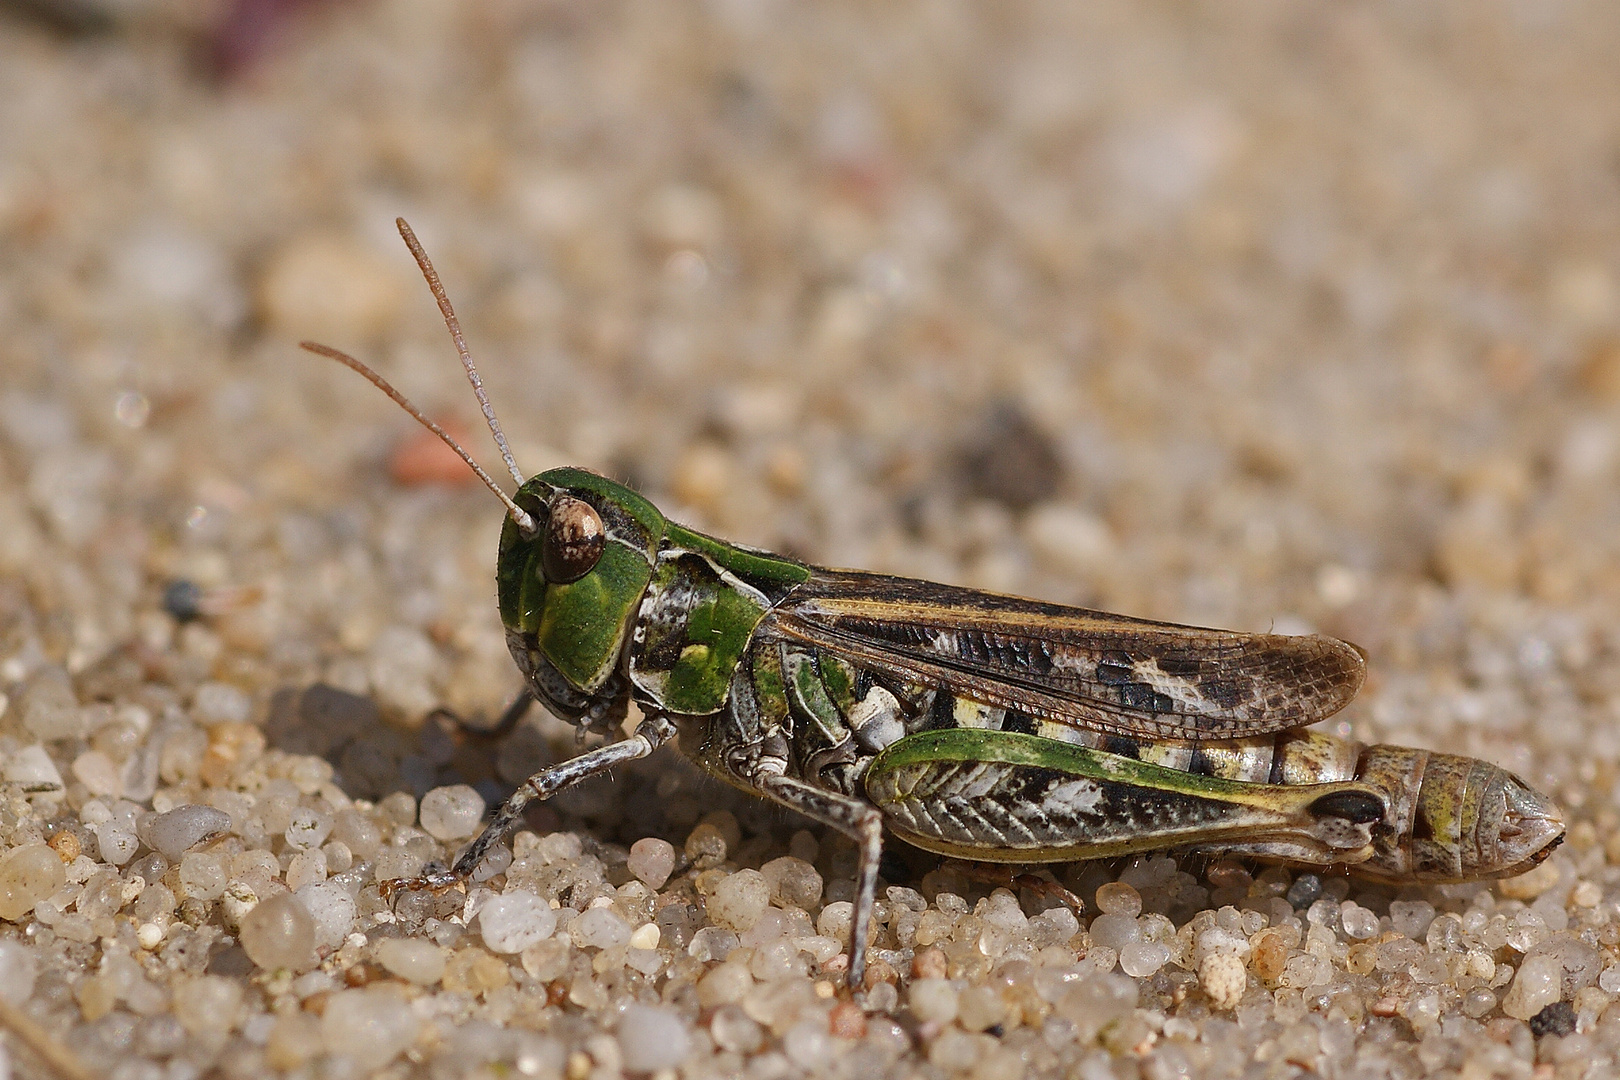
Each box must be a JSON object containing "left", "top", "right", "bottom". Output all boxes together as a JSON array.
[{"left": 497, "top": 467, "right": 667, "bottom": 732}]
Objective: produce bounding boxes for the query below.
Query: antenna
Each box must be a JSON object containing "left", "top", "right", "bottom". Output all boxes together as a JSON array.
[
  {"left": 394, "top": 218, "right": 527, "bottom": 488},
  {"left": 299, "top": 341, "right": 538, "bottom": 536}
]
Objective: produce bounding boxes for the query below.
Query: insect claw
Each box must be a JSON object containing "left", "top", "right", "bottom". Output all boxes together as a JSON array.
[
  {"left": 938, "top": 859, "right": 1087, "bottom": 916},
  {"left": 1011, "top": 873, "right": 1086, "bottom": 915},
  {"left": 378, "top": 867, "right": 469, "bottom": 905}
]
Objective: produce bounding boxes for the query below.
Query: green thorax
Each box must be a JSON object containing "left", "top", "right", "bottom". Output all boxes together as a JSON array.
[{"left": 626, "top": 523, "right": 811, "bottom": 716}]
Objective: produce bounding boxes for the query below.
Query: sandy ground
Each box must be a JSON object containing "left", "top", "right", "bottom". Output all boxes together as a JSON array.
[{"left": 2, "top": 2, "right": 1620, "bottom": 1078}]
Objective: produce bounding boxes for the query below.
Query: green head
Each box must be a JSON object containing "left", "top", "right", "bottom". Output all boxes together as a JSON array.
[{"left": 496, "top": 468, "right": 666, "bottom": 725}]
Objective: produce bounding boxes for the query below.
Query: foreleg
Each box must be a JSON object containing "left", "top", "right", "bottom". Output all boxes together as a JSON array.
[{"left": 397, "top": 715, "right": 676, "bottom": 891}]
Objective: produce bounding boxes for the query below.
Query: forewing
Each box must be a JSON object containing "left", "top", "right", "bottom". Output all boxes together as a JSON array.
[{"left": 767, "top": 570, "right": 1365, "bottom": 740}]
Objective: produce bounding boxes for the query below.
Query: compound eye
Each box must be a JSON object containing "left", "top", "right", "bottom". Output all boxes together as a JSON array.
[{"left": 541, "top": 495, "right": 605, "bottom": 584}]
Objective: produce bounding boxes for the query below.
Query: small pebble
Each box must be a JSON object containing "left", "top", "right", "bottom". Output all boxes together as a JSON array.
[
  {"left": 13, "top": 667, "right": 86, "bottom": 740},
  {"left": 1462, "top": 986, "right": 1498, "bottom": 1019},
  {"left": 1389, "top": 899, "right": 1435, "bottom": 938},
  {"left": 628, "top": 922, "right": 660, "bottom": 950},
  {"left": 443, "top": 948, "right": 511, "bottom": 994},
  {"left": 1340, "top": 901, "right": 1379, "bottom": 940},
  {"left": 92, "top": 824, "right": 138, "bottom": 864},
  {"left": 71, "top": 750, "right": 122, "bottom": 798},
  {"left": 684, "top": 822, "right": 728, "bottom": 867},
  {"left": 1502, "top": 951, "right": 1562, "bottom": 1020},
  {"left": 172, "top": 975, "right": 243, "bottom": 1035},
  {"left": 626, "top": 837, "right": 676, "bottom": 889},
  {"left": 909, "top": 977, "right": 959, "bottom": 1023},
  {"left": 739, "top": 906, "right": 791, "bottom": 947},
  {"left": 191, "top": 682, "right": 252, "bottom": 726},
  {"left": 320, "top": 986, "right": 421, "bottom": 1070},
  {"left": 817, "top": 902, "right": 853, "bottom": 942},
  {"left": 760, "top": 856, "right": 823, "bottom": 908},
  {"left": 374, "top": 938, "right": 446, "bottom": 985},
  {"left": 689, "top": 926, "right": 741, "bottom": 963},
  {"left": 0, "top": 941, "right": 38, "bottom": 1003},
  {"left": 178, "top": 852, "right": 227, "bottom": 901},
  {"left": 696, "top": 962, "right": 753, "bottom": 1007},
  {"left": 1249, "top": 930, "right": 1287, "bottom": 981},
  {"left": 332, "top": 809, "right": 382, "bottom": 859},
  {"left": 390, "top": 423, "right": 481, "bottom": 486},
  {"left": 912, "top": 947, "right": 948, "bottom": 981},
  {"left": 162, "top": 579, "right": 205, "bottom": 622},
  {"left": 259, "top": 231, "right": 411, "bottom": 343},
  {"left": 285, "top": 849, "right": 327, "bottom": 890},
  {"left": 266, "top": 1012, "right": 323, "bottom": 1070},
  {"left": 1094, "top": 881, "right": 1143, "bottom": 917},
  {"left": 957, "top": 985, "right": 1007, "bottom": 1032},
  {"left": 1089, "top": 913, "right": 1141, "bottom": 951},
  {"left": 710, "top": 1004, "right": 764, "bottom": 1053},
  {"left": 0, "top": 844, "right": 66, "bottom": 921},
  {"left": 1498, "top": 859, "right": 1561, "bottom": 900},
  {"left": 783, "top": 1018, "right": 835, "bottom": 1070},
  {"left": 418, "top": 785, "right": 486, "bottom": 841},
  {"left": 377, "top": 792, "right": 417, "bottom": 827},
  {"left": 1531, "top": 1000, "right": 1577, "bottom": 1038},
  {"left": 373, "top": 846, "right": 426, "bottom": 881},
  {"left": 532, "top": 832, "right": 582, "bottom": 864},
  {"left": 709, "top": 869, "right": 770, "bottom": 932},
  {"left": 297, "top": 881, "right": 358, "bottom": 949},
  {"left": 1199, "top": 951, "right": 1248, "bottom": 1010},
  {"left": 1025, "top": 504, "right": 1115, "bottom": 573},
  {"left": 626, "top": 946, "right": 663, "bottom": 976},
  {"left": 321, "top": 840, "right": 353, "bottom": 873},
  {"left": 618, "top": 1004, "right": 691, "bottom": 1072},
  {"left": 285, "top": 807, "right": 334, "bottom": 850},
  {"left": 1285, "top": 875, "right": 1323, "bottom": 908},
  {"left": 1120, "top": 940, "right": 1170, "bottom": 977},
  {"left": 140, "top": 804, "right": 233, "bottom": 862},
  {"left": 220, "top": 882, "right": 258, "bottom": 927},
  {"left": 569, "top": 906, "right": 631, "bottom": 950},
  {"left": 929, "top": 1027, "right": 984, "bottom": 1072},
  {"left": 479, "top": 890, "right": 558, "bottom": 953},
  {"left": 239, "top": 893, "right": 316, "bottom": 972},
  {"left": 3, "top": 745, "right": 64, "bottom": 792},
  {"left": 828, "top": 1001, "right": 866, "bottom": 1039},
  {"left": 47, "top": 830, "right": 79, "bottom": 863}
]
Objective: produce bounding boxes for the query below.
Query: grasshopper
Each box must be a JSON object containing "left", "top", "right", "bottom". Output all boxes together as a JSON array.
[{"left": 307, "top": 219, "right": 1564, "bottom": 988}]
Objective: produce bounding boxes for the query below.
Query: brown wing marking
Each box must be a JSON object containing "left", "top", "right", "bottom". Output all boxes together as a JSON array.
[{"left": 766, "top": 570, "right": 1365, "bottom": 741}]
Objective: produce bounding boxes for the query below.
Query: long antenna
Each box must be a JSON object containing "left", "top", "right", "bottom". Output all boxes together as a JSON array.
[
  {"left": 299, "top": 341, "right": 538, "bottom": 535},
  {"left": 394, "top": 218, "right": 527, "bottom": 488}
]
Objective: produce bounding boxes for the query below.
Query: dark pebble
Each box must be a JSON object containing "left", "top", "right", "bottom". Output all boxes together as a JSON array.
[
  {"left": 957, "top": 402, "right": 1064, "bottom": 511},
  {"left": 1286, "top": 874, "right": 1324, "bottom": 908},
  {"left": 1530, "top": 1000, "right": 1576, "bottom": 1038},
  {"left": 161, "top": 579, "right": 205, "bottom": 621}
]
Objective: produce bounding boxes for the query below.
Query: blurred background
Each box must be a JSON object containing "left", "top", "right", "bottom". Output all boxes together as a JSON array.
[{"left": 2, "top": 0, "right": 1619, "bottom": 815}]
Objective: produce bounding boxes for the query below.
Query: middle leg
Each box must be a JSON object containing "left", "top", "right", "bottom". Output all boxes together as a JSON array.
[{"left": 756, "top": 772, "right": 885, "bottom": 989}]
